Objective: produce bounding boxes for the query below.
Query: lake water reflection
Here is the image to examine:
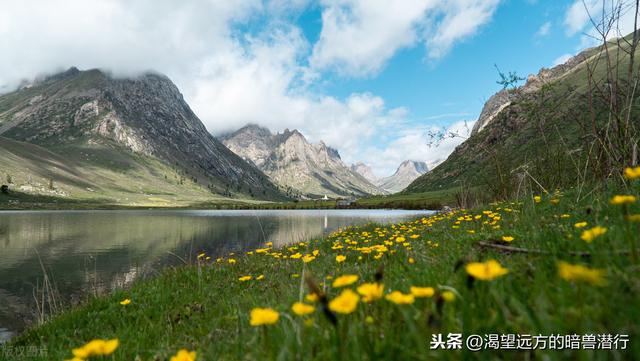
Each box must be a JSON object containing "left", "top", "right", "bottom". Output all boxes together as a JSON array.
[{"left": 0, "top": 209, "right": 433, "bottom": 342}]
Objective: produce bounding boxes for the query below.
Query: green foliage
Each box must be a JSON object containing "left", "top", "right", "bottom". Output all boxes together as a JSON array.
[{"left": 494, "top": 64, "right": 525, "bottom": 89}]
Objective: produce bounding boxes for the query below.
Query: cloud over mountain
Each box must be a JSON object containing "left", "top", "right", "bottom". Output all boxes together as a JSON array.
[{"left": 0, "top": 0, "right": 497, "bottom": 174}]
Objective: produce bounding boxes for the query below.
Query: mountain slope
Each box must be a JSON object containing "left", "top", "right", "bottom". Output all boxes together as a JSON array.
[
  {"left": 377, "top": 160, "right": 428, "bottom": 193},
  {"left": 221, "top": 124, "right": 382, "bottom": 198},
  {"left": 351, "top": 162, "right": 378, "bottom": 183},
  {"left": 406, "top": 37, "right": 640, "bottom": 196},
  {"left": 0, "top": 136, "right": 233, "bottom": 207},
  {"left": 0, "top": 68, "right": 285, "bottom": 205}
]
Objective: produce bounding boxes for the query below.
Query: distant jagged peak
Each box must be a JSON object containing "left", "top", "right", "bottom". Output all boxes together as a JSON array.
[
  {"left": 282, "top": 127, "right": 305, "bottom": 138},
  {"left": 227, "top": 124, "right": 343, "bottom": 160},
  {"left": 313, "top": 140, "right": 341, "bottom": 159},
  {"left": 326, "top": 146, "right": 341, "bottom": 159},
  {"left": 242, "top": 123, "right": 272, "bottom": 132},
  {"left": 229, "top": 123, "right": 273, "bottom": 138},
  {"left": 220, "top": 123, "right": 382, "bottom": 197},
  {"left": 396, "top": 160, "right": 429, "bottom": 175},
  {"left": 351, "top": 162, "right": 377, "bottom": 183},
  {"left": 375, "top": 160, "right": 429, "bottom": 194}
]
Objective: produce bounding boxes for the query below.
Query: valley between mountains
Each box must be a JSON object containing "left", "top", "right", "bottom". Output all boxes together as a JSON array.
[
  {"left": 1, "top": 32, "right": 638, "bottom": 210},
  {"left": 0, "top": 70, "right": 429, "bottom": 208}
]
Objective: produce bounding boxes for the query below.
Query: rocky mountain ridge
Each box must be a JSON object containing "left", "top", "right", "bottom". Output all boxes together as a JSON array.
[
  {"left": 0, "top": 67, "right": 285, "bottom": 202},
  {"left": 221, "top": 124, "right": 382, "bottom": 198},
  {"left": 406, "top": 37, "right": 634, "bottom": 194},
  {"left": 376, "top": 160, "right": 428, "bottom": 193},
  {"left": 471, "top": 48, "right": 593, "bottom": 135},
  {"left": 350, "top": 162, "right": 377, "bottom": 183}
]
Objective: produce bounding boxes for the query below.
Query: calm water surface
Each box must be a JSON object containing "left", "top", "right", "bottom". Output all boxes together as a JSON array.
[{"left": 0, "top": 209, "right": 433, "bottom": 342}]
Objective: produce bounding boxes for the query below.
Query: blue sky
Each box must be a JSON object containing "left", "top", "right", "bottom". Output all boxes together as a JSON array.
[
  {"left": 0, "top": 0, "right": 617, "bottom": 176},
  {"left": 303, "top": 0, "right": 582, "bottom": 126}
]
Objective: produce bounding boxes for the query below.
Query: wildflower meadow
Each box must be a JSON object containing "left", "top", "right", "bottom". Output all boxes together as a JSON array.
[{"left": 4, "top": 167, "right": 639, "bottom": 360}]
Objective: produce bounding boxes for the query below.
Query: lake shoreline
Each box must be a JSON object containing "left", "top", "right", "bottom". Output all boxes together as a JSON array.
[
  {"left": 5, "top": 188, "right": 639, "bottom": 359},
  {"left": 0, "top": 191, "right": 453, "bottom": 211},
  {"left": 0, "top": 209, "right": 434, "bottom": 347}
]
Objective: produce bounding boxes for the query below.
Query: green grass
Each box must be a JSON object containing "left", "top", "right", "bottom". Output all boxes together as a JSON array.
[
  {"left": 353, "top": 189, "right": 456, "bottom": 209},
  {"left": 5, "top": 184, "right": 640, "bottom": 360},
  {"left": 212, "top": 189, "right": 455, "bottom": 210},
  {"left": 0, "top": 136, "right": 275, "bottom": 209}
]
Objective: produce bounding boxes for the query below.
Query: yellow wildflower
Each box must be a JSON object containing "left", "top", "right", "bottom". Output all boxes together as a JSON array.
[
  {"left": 441, "top": 291, "right": 456, "bottom": 302},
  {"left": 305, "top": 293, "right": 319, "bottom": 303},
  {"left": 557, "top": 261, "right": 606, "bottom": 286},
  {"left": 328, "top": 289, "right": 360, "bottom": 314},
  {"left": 256, "top": 274, "right": 265, "bottom": 280},
  {"left": 574, "top": 222, "right": 588, "bottom": 228},
  {"left": 624, "top": 166, "right": 640, "bottom": 180},
  {"left": 626, "top": 214, "right": 640, "bottom": 222},
  {"left": 465, "top": 259, "right": 509, "bottom": 281},
  {"left": 302, "top": 254, "right": 316, "bottom": 263},
  {"left": 501, "top": 236, "right": 514, "bottom": 242},
  {"left": 410, "top": 286, "right": 435, "bottom": 298},
  {"left": 332, "top": 274, "right": 358, "bottom": 288},
  {"left": 610, "top": 195, "right": 637, "bottom": 205},
  {"left": 170, "top": 349, "right": 197, "bottom": 361},
  {"left": 385, "top": 291, "right": 415, "bottom": 305},
  {"left": 291, "top": 302, "right": 315, "bottom": 316},
  {"left": 197, "top": 252, "right": 206, "bottom": 259},
  {"left": 238, "top": 275, "right": 252, "bottom": 282},
  {"left": 408, "top": 257, "right": 415, "bottom": 264},
  {"left": 119, "top": 298, "right": 131, "bottom": 306},
  {"left": 72, "top": 339, "right": 119, "bottom": 359},
  {"left": 580, "top": 226, "right": 607, "bottom": 243},
  {"left": 356, "top": 283, "right": 384, "bottom": 302},
  {"left": 249, "top": 308, "right": 279, "bottom": 326},
  {"left": 336, "top": 255, "right": 346, "bottom": 263},
  {"left": 228, "top": 259, "right": 236, "bottom": 264},
  {"left": 365, "top": 316, "right": 374, "bottom": 324},
  {"left": 534, "top": 196, "right": 541, "bottom": 203}
]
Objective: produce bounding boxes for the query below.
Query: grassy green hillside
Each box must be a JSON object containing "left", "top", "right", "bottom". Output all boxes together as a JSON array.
[
  {"left": 406, "top": 38, "right": 640, "bottom": 200},
  {"left": 0, "top": 137, "right": 263, "bottom": 208}
]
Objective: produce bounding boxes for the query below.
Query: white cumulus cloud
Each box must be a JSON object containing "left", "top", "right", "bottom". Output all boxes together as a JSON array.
[
  {"left": 0, "top": 0, "right": 500, "bottom": 177},
  {"left": 564, "top": 0, "right": 638, "bottom": 39},
  {"left": 425, "top": 0, "right": 501, "bottom": 59},
  {"left": 310, "top": 0, "right": 501, "bottom": 76}
]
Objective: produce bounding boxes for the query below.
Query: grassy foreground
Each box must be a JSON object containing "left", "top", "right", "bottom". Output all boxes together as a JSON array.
[{"left": 5, "top": 186, "right": 640, "bottom": 360}]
